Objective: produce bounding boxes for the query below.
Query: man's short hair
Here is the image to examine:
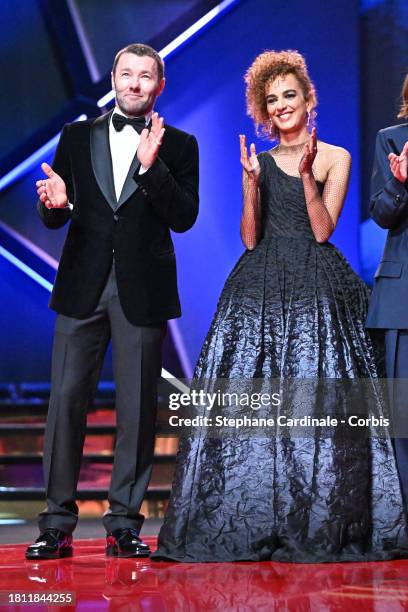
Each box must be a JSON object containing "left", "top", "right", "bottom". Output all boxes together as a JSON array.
[{"left": 112, "top": 43, "right": 164, "bottom": 81}]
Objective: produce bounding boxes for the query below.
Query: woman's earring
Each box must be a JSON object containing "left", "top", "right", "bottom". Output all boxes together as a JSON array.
[
  {"left": 269, "top": 118, "right": 274, "bottom": 134},
  {"left": 306, "top": 111, "right": 310, "bottom": 130}
]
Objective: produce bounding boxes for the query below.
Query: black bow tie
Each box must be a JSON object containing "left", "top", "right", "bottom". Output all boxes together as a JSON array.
[{"left": 112, "top": 114, "right": 147, "bottom": 133}]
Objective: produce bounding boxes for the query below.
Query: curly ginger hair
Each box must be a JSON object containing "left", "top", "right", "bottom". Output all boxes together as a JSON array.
[{"left": 244, "top": 50, "right": 317, "bottom": 140}]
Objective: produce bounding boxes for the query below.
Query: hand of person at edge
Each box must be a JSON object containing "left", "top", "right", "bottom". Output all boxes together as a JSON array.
[{"left": 388, "top": 141, "right": 408, "bottom": 184}]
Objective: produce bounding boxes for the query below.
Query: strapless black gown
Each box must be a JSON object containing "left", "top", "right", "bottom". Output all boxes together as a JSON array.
[{"left": 152, "top": 153, "right": 408, "bottom": 563}]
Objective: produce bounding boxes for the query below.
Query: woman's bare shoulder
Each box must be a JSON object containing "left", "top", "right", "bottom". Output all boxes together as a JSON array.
[
  {"left": 317, "top": 140, "right": 351, "bottom": 158},
  {"left": 317, "top": 141, "right": 351, "bottom": 171}
]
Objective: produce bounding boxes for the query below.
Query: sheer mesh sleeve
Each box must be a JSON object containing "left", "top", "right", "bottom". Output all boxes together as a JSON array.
[
  {"left": 269, "top": 141, "right": 351, "bottom": 244},
  {"left": 240, "top": 160, "right": 262, "bottom": 250},
  {"left": 302, "top": 148, "right": 351, "bottom": 243}
]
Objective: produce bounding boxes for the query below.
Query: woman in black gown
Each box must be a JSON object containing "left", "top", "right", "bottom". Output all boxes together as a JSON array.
[{"left": 152, "top": 50, "right": 408, "bottom": 562}]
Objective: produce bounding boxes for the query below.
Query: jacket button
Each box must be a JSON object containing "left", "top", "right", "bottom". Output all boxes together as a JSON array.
[
  {"left": 395, "top": 195, "right": 401, "bottom": 203},
  {"left": 113, "top": 214, "right": 119, "bottom": 221}
]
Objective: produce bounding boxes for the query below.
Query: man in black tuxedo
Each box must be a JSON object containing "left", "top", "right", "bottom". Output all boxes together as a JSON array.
[
  {"left": 26, "top": 43, "right": 199, "bottom": 559},
  {"left": 366, "top": 74, "right": 408, "bottom": 502}
]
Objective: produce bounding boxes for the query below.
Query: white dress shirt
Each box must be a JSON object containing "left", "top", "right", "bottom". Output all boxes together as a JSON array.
[{"left": 109, "top": 107, "right": 151, "bottom": 201}]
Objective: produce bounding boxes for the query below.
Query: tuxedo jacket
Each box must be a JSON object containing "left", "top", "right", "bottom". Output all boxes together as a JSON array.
[
  {"left": 37, "top": 111, "right": 199, "bottom": 325},
  {"left": 366, "top": 123, "right": 408, "bottom": 329}
]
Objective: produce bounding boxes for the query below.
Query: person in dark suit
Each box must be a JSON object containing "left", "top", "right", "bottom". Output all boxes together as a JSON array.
[
  {"left": 25, "top": 43, "right": 199, "bottom": 559},
  {"left": 366, "top": 73, "right": 408, "bottom": 502}
]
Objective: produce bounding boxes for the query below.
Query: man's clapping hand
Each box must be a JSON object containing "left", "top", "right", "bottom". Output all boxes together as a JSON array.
[
  {"left": 36, "top": 162, "right": 68, "bottom": 209},
  {"left": 137, "top": 112, "right": 165, "bottom": 169}
]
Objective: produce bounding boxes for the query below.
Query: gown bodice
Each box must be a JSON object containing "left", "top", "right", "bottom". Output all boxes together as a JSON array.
[{"left": 258, "top": 151, "right": 325, "bottom": 241}]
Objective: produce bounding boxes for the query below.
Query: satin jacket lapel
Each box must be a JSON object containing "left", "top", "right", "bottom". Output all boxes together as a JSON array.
[
  {"left": 90, "top": 111, "right": 117, "bottom": 210},
  {"left": 116, "top": 154, "right": 140, "bottom": 210}
]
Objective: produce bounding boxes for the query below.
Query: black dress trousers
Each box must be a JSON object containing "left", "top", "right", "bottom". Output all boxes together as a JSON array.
[{"left": 38, "top": 264, "right": 165, "bottom": 534}]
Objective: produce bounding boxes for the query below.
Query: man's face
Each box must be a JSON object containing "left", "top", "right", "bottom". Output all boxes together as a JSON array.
[{"left": 111, "top": 53, "right": 165, "bottom": 117}]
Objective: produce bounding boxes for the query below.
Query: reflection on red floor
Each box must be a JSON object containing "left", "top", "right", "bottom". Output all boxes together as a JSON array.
[{"left": 1, "top": 538, "right": 408, "bottom": 610}]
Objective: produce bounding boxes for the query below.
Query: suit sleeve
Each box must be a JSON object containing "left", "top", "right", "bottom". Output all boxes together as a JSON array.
[
  {"left": 37, "top": 124, "right": 74, "bottom": 230},
  {"left": 135, "top": 134, "right": 199, "bottom": 232},
  {"left": 369, "top": 130, "right": 408, "bottom": 229}
]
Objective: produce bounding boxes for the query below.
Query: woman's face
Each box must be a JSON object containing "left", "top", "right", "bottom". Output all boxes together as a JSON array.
[{"left": 265, "top": 73, "right": 310, "bottom": 135}]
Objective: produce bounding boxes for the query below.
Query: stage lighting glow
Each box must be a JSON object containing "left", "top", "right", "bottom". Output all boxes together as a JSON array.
[
  {"left": 0, "top": 243, "right": 189, "bottom": 382},
  {"left": 0, "top": 221, "right": 58, "bottom": 270},
  {"left": 97, "top": 0, "right": 239, "bottom": 108},
  {"left": 161, "top": 367, "right": 190, "bottom": 393},
  {"left": 97, "top": 90, "right": 115, "bottom": 109},
  {"left": 160, "top": 0, "right": 238, "bottom": 57},
  {"left": 0, "top": 245, "right": 53, "bottom": 292},
  {"left": 0, "top": 115, "right": 87, "bottom": 192}
]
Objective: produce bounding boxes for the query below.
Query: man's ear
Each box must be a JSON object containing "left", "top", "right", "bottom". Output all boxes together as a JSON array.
[
  {"left": 157, "top": 77, "right": 166, "bottom": 97},
  {"left": 111, "top": 72, "right": 115, "bottom": 92}
]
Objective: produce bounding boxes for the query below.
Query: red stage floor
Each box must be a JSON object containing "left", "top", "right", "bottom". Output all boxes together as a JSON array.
[{"left": 1, "top": 537, "right": 408, "bottom": 610}]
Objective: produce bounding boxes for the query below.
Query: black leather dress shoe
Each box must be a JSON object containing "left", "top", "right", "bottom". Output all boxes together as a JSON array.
[
  {"left": 25, "top": 529, "right": 73, "bottom": 560},
  {"left": 106, "top": 528, "right": 150, "bottom": 558}
]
